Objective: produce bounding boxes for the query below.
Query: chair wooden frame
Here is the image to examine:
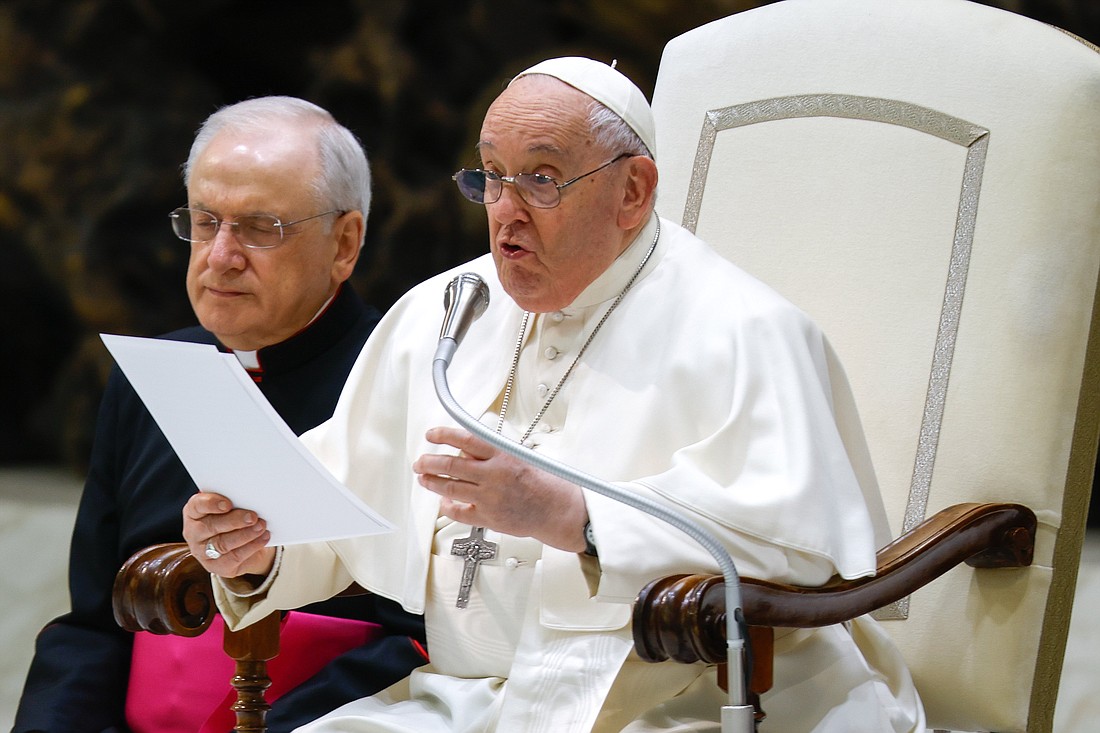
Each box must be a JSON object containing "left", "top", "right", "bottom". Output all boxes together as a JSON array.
[
  {"left": 631, "top": 502, "right": 1037, "bottom": 721},
  {"left": 113, "top": 543, "right": 282, "bottom": 733}
]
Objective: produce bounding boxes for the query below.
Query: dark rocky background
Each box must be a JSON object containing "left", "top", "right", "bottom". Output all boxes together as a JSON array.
[{"left": 1, "top": 0, "right": 1097, "bottom": 523}]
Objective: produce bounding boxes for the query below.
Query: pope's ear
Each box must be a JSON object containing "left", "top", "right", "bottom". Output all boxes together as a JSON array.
[
  {"left": 618, "top": 156, "right": 658, "bottom": 230},
  {"left": 332, "top": 210, "right": 365, "bottom": 282}
]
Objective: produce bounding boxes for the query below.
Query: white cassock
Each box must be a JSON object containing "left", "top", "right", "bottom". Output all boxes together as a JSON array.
[{"left": 215, "top": 214, "right": 925, "bottom": 732}]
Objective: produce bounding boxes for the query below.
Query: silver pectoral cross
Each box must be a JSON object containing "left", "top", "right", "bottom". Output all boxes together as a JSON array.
[{"left": 451, "top": 525, "right": 498, "bottom": 608}]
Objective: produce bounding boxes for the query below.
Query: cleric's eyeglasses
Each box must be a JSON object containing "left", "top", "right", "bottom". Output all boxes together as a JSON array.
[
  {"left": 169, "top": 207, "right": 343, "bottom": 249},
  {"left": 452, "top": 153, "right": 634, "bottom": 209}
]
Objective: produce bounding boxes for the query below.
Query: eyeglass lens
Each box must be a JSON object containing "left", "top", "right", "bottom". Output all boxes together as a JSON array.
[
  {"left": 170, "top": 209, "right": 284, "bottom": 249},
  {"left": 453, "top": 153, "right": 632, "bottom": 209},
  {"left": 454, "top": 170, "right": 559, "bottom": 208}
]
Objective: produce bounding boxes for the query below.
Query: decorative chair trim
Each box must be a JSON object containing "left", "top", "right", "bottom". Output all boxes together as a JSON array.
[{"left": 680, "top": 94, "right": 990, "bottom": 619}]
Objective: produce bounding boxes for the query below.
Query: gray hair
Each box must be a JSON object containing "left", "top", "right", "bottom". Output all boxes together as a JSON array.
[
  {"left": 183, "top": 96, "right": 371, "bottom": 244},
  {"left": 587, "top": 99, "right": 653, "bottom": 160},
  {"left": 587, "top": 99, "right": 657, "bottom": 208}
]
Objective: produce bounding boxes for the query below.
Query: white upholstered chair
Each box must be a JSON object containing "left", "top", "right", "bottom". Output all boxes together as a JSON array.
[{"left": 640, "top": 0, "right": 1100, "bottom": 730}]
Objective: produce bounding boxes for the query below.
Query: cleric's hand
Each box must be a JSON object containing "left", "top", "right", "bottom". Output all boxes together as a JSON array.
[{"left": 182, "top": 491, "right": 276, "bottom": 578}]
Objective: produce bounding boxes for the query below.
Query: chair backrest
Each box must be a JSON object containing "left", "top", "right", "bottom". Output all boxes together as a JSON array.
[{"left": 651, "top": 1, "right": 1100, "bottom": 730}]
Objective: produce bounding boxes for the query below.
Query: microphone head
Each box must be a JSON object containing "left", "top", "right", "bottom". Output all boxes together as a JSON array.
[{"left": 439, "top": 273, "right": 490, "bottom": 345}]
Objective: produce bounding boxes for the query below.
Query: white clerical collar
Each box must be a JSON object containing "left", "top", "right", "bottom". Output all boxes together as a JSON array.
[
  {"left": 564, "top": 213, "right": 660, "bottom": 311},
  {"left": 232, "top": 349, "right": 261, "bottom": 369}
]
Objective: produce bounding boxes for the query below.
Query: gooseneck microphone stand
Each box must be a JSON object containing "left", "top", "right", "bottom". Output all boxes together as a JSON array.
[{"left": 432, "top": 273, "right": 755, "bottom": 733}]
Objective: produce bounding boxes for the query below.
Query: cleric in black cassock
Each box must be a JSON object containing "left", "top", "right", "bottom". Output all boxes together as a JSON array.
[{"left": 14, "top": 96, "right": 427, "bottom": 733}]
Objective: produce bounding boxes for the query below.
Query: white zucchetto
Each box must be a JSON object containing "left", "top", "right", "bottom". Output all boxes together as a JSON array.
[{"left": 512, "top": 56, "right": 657, "bottom": 158}]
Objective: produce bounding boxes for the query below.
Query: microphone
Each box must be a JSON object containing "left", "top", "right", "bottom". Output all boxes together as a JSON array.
[
  {"left": 429, "top": 281, "right": 755, "bottom": 733},
  {"left": 436, "top": 273, "right": 490, "bottom": 367}
]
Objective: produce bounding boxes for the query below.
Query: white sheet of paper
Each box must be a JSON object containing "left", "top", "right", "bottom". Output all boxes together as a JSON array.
[{"left": 100, "top": 333, "right": 393, "bottom": 545}]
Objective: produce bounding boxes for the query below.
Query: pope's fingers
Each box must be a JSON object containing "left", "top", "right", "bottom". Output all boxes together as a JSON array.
[
  {"left": 197, "top": 532, "right": 275, "bottom": 578},
  {"left": 423, "top": 426, "right": 495, "bottom": 460},
  {"left": 182, "top": 503, "right": 263, "bottom": 547},
  {"left": 203, "top": 534, "right": 227, "bottom": 558},
  {"left": 412, "top": 451, "right": 473, "bottom": 482},
  {"left": 183, "top": 491, "right": 233, "bottom": 521},
  {"left": 437, "top": 497, "right": 477, "bottom": 525},
  {"left": 416, "top": 469, "right": 477, "bottom": 504},
  {"left": 204, "top": 520, "right": 269, "bottom": 559}
]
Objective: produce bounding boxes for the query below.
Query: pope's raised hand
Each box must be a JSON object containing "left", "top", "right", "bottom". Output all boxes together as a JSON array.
[{"left": 412, "top": 426, "right": 588, "bottom": 553}]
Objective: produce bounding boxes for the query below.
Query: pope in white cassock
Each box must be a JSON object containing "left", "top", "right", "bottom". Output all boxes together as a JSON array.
[{"left": 184, "top": 57, "right": 926, "bottom": 732}]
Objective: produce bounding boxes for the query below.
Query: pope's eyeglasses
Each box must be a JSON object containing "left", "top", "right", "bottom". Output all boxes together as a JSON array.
[
  {"left": 169, "top": 208, "right": 343, "bottom": 249},
  {"left": 452, "top": 153, "right": 634, "bottom": 209}
]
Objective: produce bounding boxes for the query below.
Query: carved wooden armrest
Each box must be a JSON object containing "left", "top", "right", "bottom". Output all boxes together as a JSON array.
[
  {"left": 112, "top": 542, "right": 370, "bottom": 636},
  {"left": 113, "top": 542, "right": 217, "bottom": 636},
  {"left": 631, "top": 501, "right": 1036, "bottom": 716}
]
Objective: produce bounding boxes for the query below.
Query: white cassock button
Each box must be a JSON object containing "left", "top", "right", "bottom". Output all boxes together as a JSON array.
[
  {"left": 536, "top": 383, "right": 549, "bottom": 398},
  {"left": 539, "top": 423, "right": 553, "bottom": 433},
  {"left": 550, "top": 311, "right": 565, "bottom": 323},
  {"left": 505, "top": 557, "right": 520, "bottom": 569},
  {"left": 544, "top": 346, "right": 559, "bottom": 360}
]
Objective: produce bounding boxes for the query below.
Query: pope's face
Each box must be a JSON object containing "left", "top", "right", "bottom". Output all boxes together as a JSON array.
[
  {"left": 185, "top": 125, "right": 360, "bottom": 351},
  {"left": 477, "top": 77, "right": 634, "bottom": 313}
]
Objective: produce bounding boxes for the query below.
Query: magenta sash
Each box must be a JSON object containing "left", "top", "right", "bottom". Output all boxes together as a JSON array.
[{"left": 126, "top": 611, "right": 384, "bottom": 733}]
